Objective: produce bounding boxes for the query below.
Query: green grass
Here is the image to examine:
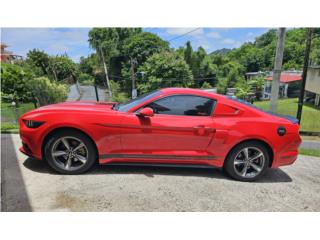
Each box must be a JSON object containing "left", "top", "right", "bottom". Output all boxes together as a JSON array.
[
  {"left": 299, "top": 148, "right": 320, "bottom": 157},
  {"left": 1, "top": 102, "right": 35, "bottom": 132},
  {"left": 254, "top": 98, "right": 320, "bottom": 132}
]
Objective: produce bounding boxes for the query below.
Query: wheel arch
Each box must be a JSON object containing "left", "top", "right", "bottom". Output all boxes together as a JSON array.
[
  {"left": 225, "top": 138, "right": 274, "bottom": 167},
  {"left": 41, "top": 127, "right": 99, "bottom": 161}
]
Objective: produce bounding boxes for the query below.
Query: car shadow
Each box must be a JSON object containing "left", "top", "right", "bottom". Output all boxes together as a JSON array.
[
  {"left": 1, "top": 134, "right": 32, "bottom": 212},
  {"left": 23, "top": 158, "right": 292, "bottom": 183}
]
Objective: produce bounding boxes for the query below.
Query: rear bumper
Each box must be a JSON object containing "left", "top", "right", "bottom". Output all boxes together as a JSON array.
[
  {"left": 272, "top": 150, "right": 299, "bottom": 167},
  {"left": 271, "top": 134, "right": 301, "bottom": 168}
]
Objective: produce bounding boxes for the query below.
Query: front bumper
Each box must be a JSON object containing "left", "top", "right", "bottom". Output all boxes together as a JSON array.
[
  {"left": 19, "top": 145, "right": 40, "bottom": 160},
  {"left": 19, "top": 119, "right": 45, "bottom": 160}
]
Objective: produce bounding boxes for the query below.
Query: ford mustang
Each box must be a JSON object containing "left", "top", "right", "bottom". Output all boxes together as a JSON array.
[{"left": 19, "top": 88, "right": 301, "bottom": 181}]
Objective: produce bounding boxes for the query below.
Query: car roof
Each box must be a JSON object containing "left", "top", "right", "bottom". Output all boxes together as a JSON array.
[{"left": 160, "top": 87, "right": 225, "bottom": 100}]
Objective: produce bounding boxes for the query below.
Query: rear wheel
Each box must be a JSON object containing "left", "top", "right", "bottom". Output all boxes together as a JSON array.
[
  {"left": 44, "top": 130, "right": 97, "bottom": 174},
  {"left": 223, "top": 141, "right": 270, "bottom": 181}
]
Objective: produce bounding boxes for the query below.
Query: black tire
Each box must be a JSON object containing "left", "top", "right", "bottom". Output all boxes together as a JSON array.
[
  {"left": 223, "top": 141, "right": 270, "bottom": 182},
  {"left": 44, "top": 129, "right": 97, "bottom": 174}
]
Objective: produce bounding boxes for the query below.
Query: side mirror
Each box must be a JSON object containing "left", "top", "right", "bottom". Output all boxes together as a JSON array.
[{"left": 137, "top": 107, "right": 154, "bottom": 117}]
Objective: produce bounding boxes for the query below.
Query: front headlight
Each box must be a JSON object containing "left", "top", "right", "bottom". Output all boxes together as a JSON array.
[{"left": 23, "top": 119, "right": 45, "bottom": 128}]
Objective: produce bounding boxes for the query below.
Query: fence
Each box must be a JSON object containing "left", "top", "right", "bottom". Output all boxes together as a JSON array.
[{"left": 1, "top": 103, "right": 36, "bottom": 129}]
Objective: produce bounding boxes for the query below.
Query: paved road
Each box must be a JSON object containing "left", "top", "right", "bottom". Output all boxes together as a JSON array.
[
  {"left": 66, "top": 84, "right": 80, "bottom": 101},
  {"left": 67, "top": 84, "right": 106, "bottom": 101},
  {"left": 80, "top": 85, "right": 106, "bottom": 101},
  {"left": 1, "top": 134, "right": 320, "bottom": 212},
  {"left": 300, "top": 140, "right": 320, "bottom": 150}
]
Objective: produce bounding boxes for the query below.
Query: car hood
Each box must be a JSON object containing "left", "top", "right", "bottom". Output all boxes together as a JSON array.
[{"left": 24, "top": 101, "right": 118, "bottom": 115}]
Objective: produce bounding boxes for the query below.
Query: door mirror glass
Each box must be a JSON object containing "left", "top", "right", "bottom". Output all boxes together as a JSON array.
[{"left": 137, "top": 107, "right": 154, "bottom": 117}]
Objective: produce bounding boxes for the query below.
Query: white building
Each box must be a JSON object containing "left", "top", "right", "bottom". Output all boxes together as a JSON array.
[{"left": 305, "top": 66, "right": 320, "bottom": 106}]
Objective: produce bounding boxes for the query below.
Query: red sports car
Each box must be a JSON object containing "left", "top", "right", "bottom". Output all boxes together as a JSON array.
[{"left": 19, "top": 88, "right": 301, "bottom": 181}]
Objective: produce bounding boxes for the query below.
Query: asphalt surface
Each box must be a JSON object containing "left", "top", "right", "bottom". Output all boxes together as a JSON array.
[
  {"left": 1, "top": 133, "right": 320, "bottom": 212},
  {"left": 300, "top": 140, "right": 320, "bottom": 150},
  {"left": 67, "top": 84, "right": 106, "bottom": 101},
  {"left": 66, "top": 84, "right": 80, "bottom": 101}
]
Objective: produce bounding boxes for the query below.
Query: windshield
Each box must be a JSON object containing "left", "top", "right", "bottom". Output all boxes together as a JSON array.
[{"left": 113, "top": 90, "right": 163, "bottom": 112}]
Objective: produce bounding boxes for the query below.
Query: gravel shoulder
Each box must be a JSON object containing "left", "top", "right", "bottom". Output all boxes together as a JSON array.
[{"left": 1, "top": 134, "right": 320, "bottom": 212}]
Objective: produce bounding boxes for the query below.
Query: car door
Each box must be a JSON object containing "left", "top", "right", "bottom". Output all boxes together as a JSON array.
[{"left": 120, "top": 95, "right": 216, "bottom": 159}]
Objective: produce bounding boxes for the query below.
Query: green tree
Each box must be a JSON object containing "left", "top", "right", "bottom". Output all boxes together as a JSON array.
[
  {"left": 88, "top": 28, "right": 121, "bottom": 60},
  {"left": 184, "top": 41, "right": 193, "bottom": 65},
  {"left": 79, "top": 53, "right": 107, "bottom": 85},
  {"left": 88, "top": 28, "right": 142, "bottom": 77},
  {"left": 1, "top": 63, "right": 34, "bottom": 104},
  {"left": 48, "top": 55, "right": 77, "bottom": 82},
  {"left": 137, "top": 51, "right": 193, "bottom": 94},
  {"left": 123, "top": 32, "right": 169, "bottom": 64},
  {"left": 26, "top": 49, "right": 50, "bottom": 76},
  {"left": 311, "top": 28, "right": 320, "bottom": 65}
]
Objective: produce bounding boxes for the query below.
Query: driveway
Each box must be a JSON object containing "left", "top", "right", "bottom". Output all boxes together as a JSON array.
[
  {"left": 1, "top": 133, "right": 320, "bottom": 212},
  {"left": 79, "top": 85, "right": 106, "bottom": 101},
  {"left": 66, "top": 84, "right": 80, "bottom": 101},
  {"left": 67, "top": 84, "right": 106, "bottom": 101}
]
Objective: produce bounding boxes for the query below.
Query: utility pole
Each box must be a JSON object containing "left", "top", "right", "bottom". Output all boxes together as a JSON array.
[
  {"left": 130, "top": 57, "right": 137, "bottom": 99},
  {"left": 296, "top": 28, "right": 313, "bottom": 123},
  {"left": 99, "top": 44, "right": 112, "bottom": 98},
  {"left": 270, "top": 28, "right": 286, "bottom": 113}
]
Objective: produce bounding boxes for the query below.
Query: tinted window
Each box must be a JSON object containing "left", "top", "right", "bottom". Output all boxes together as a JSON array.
[
  {"left": 144, "top": 95, "right": 215, "bottom": 116},
  {"left": 226, "top": 96, "right": 299, "bottom": 123},
  {"left": 115, "top": 90, "right": 162, "bottom": 112}
]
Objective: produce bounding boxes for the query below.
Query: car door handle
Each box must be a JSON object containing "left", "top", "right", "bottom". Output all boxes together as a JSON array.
[{"left": 193, "top": 126, "right": 216, "bottom": 134}]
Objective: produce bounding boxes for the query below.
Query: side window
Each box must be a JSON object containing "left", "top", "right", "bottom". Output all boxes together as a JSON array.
[{"left": 145, "top": 95, "right": 215, "bottom": 116}]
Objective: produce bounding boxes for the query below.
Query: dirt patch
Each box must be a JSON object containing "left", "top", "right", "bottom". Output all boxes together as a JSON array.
[{"left": 54, "top": 192, "right": 87, "bottom": 211}]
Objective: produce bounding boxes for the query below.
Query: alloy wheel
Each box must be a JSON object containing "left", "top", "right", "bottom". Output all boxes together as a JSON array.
[
  {"left": 233, "top": 147, "right": 265, "bottom": 178},
  {"left": 51, "top": 136, "right": 88, "bottom": 171}
]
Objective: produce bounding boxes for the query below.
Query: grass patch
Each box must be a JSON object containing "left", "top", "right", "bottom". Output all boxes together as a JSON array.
[
  {"left": 1, "top": 102, "right": 35, "bottom": 132},
  {"left": 254, "top": 98, "right": 320, "bottom": 132},
  {"left": 1, "top": 102, "right": 35, "bottom": 123},
  {"left": 299, "top": 148, "right": 320, "bottom": 157}
]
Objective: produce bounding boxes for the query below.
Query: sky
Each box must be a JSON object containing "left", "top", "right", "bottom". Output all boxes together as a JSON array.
[{"left": 1, "top": 28, "right": 269, "bottom": 62}]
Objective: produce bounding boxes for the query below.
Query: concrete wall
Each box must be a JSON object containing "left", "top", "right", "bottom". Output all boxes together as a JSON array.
[{"left": 306, "top": 67, "right": 320, "bottom": 95}]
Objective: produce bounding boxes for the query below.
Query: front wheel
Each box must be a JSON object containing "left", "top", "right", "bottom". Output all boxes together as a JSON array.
[
  {"left": 44, "top": 130, "right": 97, "bottom": 174},
  {"left": 223, "top": 141, "right": 270, "bottom": 181}
]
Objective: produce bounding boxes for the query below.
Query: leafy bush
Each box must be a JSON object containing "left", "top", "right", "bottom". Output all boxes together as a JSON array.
[
  {"left": 78, "top": 73, "right": 95, "bottom": 86},
  {"left": 1, "top": 122, "right": 19, "bottom": 131},
  {"left": 217, "top": 78, "right": 228, "bottom": 94},
  {"left": 248, "top": 76, "right": 265, "bottom": 100},
  {"left": 30, "top": 77, "right": 68, "bottom": 106},
  {"left": 200, "top": 82, "right": 213, "bottom": 89},
  {"left": 235, "top": 80, "right": 252, "bottom": 100},
  {"left": 109, "top": 80, "right": 129, "bottom": 102},
  {"left": 1, "top": 63, "right": 34, "bottom": 103}
]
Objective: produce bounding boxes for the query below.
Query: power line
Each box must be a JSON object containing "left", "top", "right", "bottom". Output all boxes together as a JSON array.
[
  {"left": 167, "top": 28, "right": 201, "bottom": 42},
  {"left": 109, "top": 74, "right": 216, "bottom": 82}
]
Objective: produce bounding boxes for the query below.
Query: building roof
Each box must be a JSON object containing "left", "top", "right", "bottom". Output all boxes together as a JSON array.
[{"left": 265, "top": 73, "right": 302, "bottom": 83}]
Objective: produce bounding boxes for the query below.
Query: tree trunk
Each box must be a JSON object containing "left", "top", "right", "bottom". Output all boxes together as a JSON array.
[{"left": 99, "top": 44, "right": 112, "bottom": 98}]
